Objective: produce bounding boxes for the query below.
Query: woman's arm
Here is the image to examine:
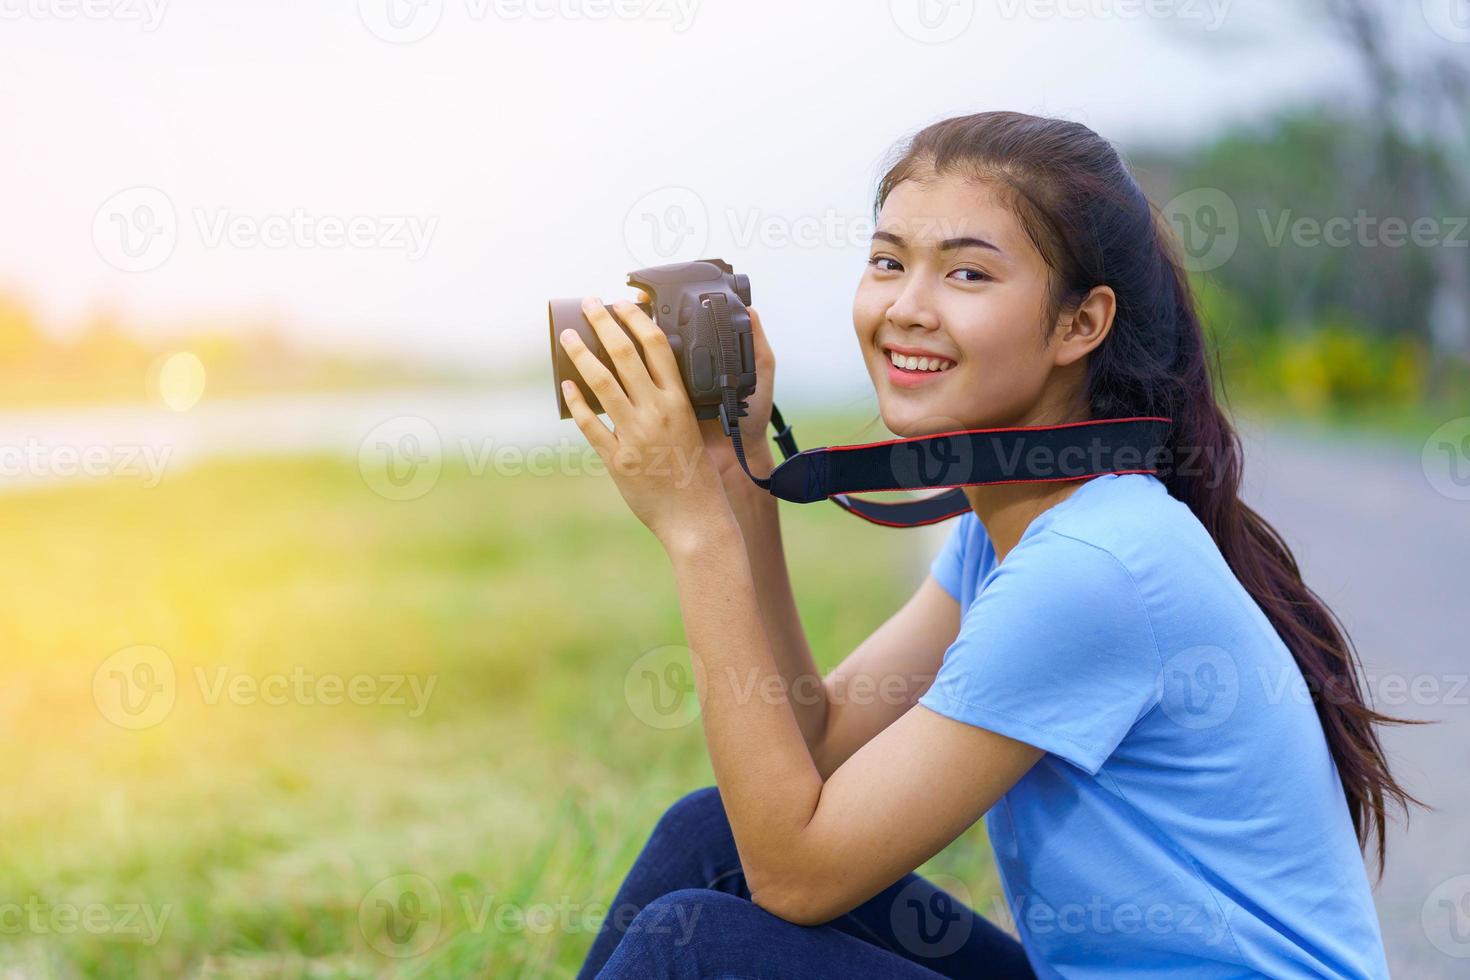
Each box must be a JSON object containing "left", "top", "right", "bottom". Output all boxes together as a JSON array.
[
  {"left": 664, "top": 523, "right": 1041, "bottom": 925},
  {"left": 718, "top": 453, "right": 963, "bottom": 778},
  {"left": 810, "top": 573, "right": 960, "bottom": 777},
  {"left": 717, "top": 467, "right": 831, "bottom": 752}
]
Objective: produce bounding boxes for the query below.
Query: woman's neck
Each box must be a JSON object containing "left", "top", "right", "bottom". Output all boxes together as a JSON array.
[
  {"left": 962, "top": 479, "right": 1087, "bottom": 566},
  {"left": 963, "top": 393, "right": 1093, "bottom": 564}
]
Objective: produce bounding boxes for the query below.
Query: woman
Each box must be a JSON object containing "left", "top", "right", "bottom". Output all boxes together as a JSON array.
[{"left": 557, "top": 111, "right": 1412, "bottom": 978}]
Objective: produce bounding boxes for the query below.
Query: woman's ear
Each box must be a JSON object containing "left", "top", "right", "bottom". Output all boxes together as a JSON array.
[{"left": 1052, "top": 285, "right": 1116, "bottom": 368}]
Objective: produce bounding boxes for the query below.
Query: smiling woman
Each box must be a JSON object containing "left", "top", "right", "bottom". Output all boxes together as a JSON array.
[{"left": 564, "top": 111, "right": 1412, "bottom": 980}]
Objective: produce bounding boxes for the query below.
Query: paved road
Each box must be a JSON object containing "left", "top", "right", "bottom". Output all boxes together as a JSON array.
[{"left": 910, "top": 415, "right": 1469, "bottom": 975}]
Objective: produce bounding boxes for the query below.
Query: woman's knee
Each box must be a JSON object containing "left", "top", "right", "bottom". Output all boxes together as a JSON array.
[
  {"left": 603, "top": 889, "right": 767, "bottom": 976},
  {"left": 650, "top": 784, "right": 730, "bottom": 847}
]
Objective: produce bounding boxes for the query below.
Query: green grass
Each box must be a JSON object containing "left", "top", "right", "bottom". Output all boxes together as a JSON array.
[{"left": 0, "top": 439, "right": 1002, "bottom": 978}]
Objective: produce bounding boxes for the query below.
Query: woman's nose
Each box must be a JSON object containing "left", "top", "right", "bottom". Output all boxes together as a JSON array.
[{"left": 886, "top": 278, "right": 941, "bottom": 333}]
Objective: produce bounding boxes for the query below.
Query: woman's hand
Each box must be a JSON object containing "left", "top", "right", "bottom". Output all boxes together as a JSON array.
[
  {"left": 558, "top": 296, "right": 736, "bottom": 551},
  {"left": 622, "top": 289, "right": 777, "bottom": 489}
]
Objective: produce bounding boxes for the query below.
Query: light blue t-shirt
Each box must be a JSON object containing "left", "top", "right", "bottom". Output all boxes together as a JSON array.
[{"left": 919, "top": 472, "right": 1388, "bottom": 979}]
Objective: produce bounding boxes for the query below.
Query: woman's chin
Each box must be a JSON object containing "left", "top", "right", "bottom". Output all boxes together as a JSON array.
[{"left": 878, "top": 404, "right": 974, "bottom": 439}]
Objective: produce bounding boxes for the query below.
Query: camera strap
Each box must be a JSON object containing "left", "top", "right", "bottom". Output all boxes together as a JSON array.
[
  {"left": 723, "top": 408, "right": 1173, "bottom": 527},
  {"left": 722, "top": 408, "right": 1173, "bottom": 527},
  {"left": 704, "top": 290, "right": 1173, "bottom": 528}
]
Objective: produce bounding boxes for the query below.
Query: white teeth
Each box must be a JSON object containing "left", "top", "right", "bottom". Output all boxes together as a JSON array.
[{"left": 888, "top": 350, "right": 953, "bottom": 373}]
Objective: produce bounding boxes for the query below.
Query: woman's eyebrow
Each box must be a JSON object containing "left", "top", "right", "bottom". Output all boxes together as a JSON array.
[{"left": 871, "top": 229, "right": 1003, "bottom": 255}]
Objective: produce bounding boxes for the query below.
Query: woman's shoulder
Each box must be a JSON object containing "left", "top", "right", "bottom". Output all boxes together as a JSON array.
[
  {"left": 1029, "top": 473, "right": 1209, "bottom": 562},
  {"left": 1022, "top": 473, "right": 1252, "bottom": 620}
]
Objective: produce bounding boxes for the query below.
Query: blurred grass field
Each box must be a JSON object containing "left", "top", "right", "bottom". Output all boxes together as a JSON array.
[{"left": 0, "top": 428, "right": 1004, "bottom": 978}]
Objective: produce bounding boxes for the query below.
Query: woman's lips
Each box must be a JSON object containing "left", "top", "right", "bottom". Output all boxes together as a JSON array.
[{"left": 884, "top": 357, "right": 954, "bottom": 389}]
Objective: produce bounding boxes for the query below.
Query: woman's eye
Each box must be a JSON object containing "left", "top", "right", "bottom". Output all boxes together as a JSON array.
[
  {"left": 951, "top": 268, "right": 991, "bottom": 283},
  {"left": 867, "top": 255, "right": 902, "bottom": 273}
]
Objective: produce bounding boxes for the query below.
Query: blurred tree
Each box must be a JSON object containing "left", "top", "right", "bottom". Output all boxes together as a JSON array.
[
  {"left": 0, "top": 294, "right": 42, "bottom": 362},
  {"left": 1143, "top": 0, "right": 1469, "bottom": 403},
  {"left": 1320, "top": 0, "right": 1470, "bottom": 392}
]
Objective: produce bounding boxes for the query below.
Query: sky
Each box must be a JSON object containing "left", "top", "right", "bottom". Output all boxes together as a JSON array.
[{"left": 0, "top": 0, "right": 1448, "bottom": 400}]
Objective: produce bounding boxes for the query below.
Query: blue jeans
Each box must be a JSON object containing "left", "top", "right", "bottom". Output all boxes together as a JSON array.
[{"left": 578, "top": 785, "right": 1035, "bottom": 979}]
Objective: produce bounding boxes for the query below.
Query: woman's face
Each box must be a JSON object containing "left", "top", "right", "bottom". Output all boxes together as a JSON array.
[{"left": 852, "top": 170, "right": 1097, "bottom": 437}]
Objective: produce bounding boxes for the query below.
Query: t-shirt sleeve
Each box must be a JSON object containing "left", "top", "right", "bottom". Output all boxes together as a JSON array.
[
  {"left": 918, "top": 529, "right": 1162, "bottom": 775},
  {"left": 928, "top": 513, "right": 971, "bottom": 603}
]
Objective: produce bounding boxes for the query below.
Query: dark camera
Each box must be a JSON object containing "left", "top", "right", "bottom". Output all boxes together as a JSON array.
[{"left": 549, "top": 258, "right": 756, "bottom": 422}]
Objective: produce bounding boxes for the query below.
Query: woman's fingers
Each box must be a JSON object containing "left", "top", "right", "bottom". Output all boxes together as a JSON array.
[
  {"left": 749, "top": 306, "right": 774, "bottom": 371},
  {"left": 581, "top": 297, "right": 656, "bottom": 403},
  {"left": 559, "top": 325, "right": 633, "bottom": 425},
  {"left": 611, "top": 299, "right": 682, "bottom": 393},
  {"left": 561, "top": 379, "right": 616, "bottom": 454}
]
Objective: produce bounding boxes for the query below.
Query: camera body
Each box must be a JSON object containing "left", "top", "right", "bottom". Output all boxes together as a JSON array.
[{"left": 550, "top": 258, "right": 756, "bottom": 421}]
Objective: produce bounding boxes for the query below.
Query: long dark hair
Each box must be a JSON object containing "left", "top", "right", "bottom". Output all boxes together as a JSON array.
[{"left": 873, "top": 110, "right": 1419, "bottom": 874}]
